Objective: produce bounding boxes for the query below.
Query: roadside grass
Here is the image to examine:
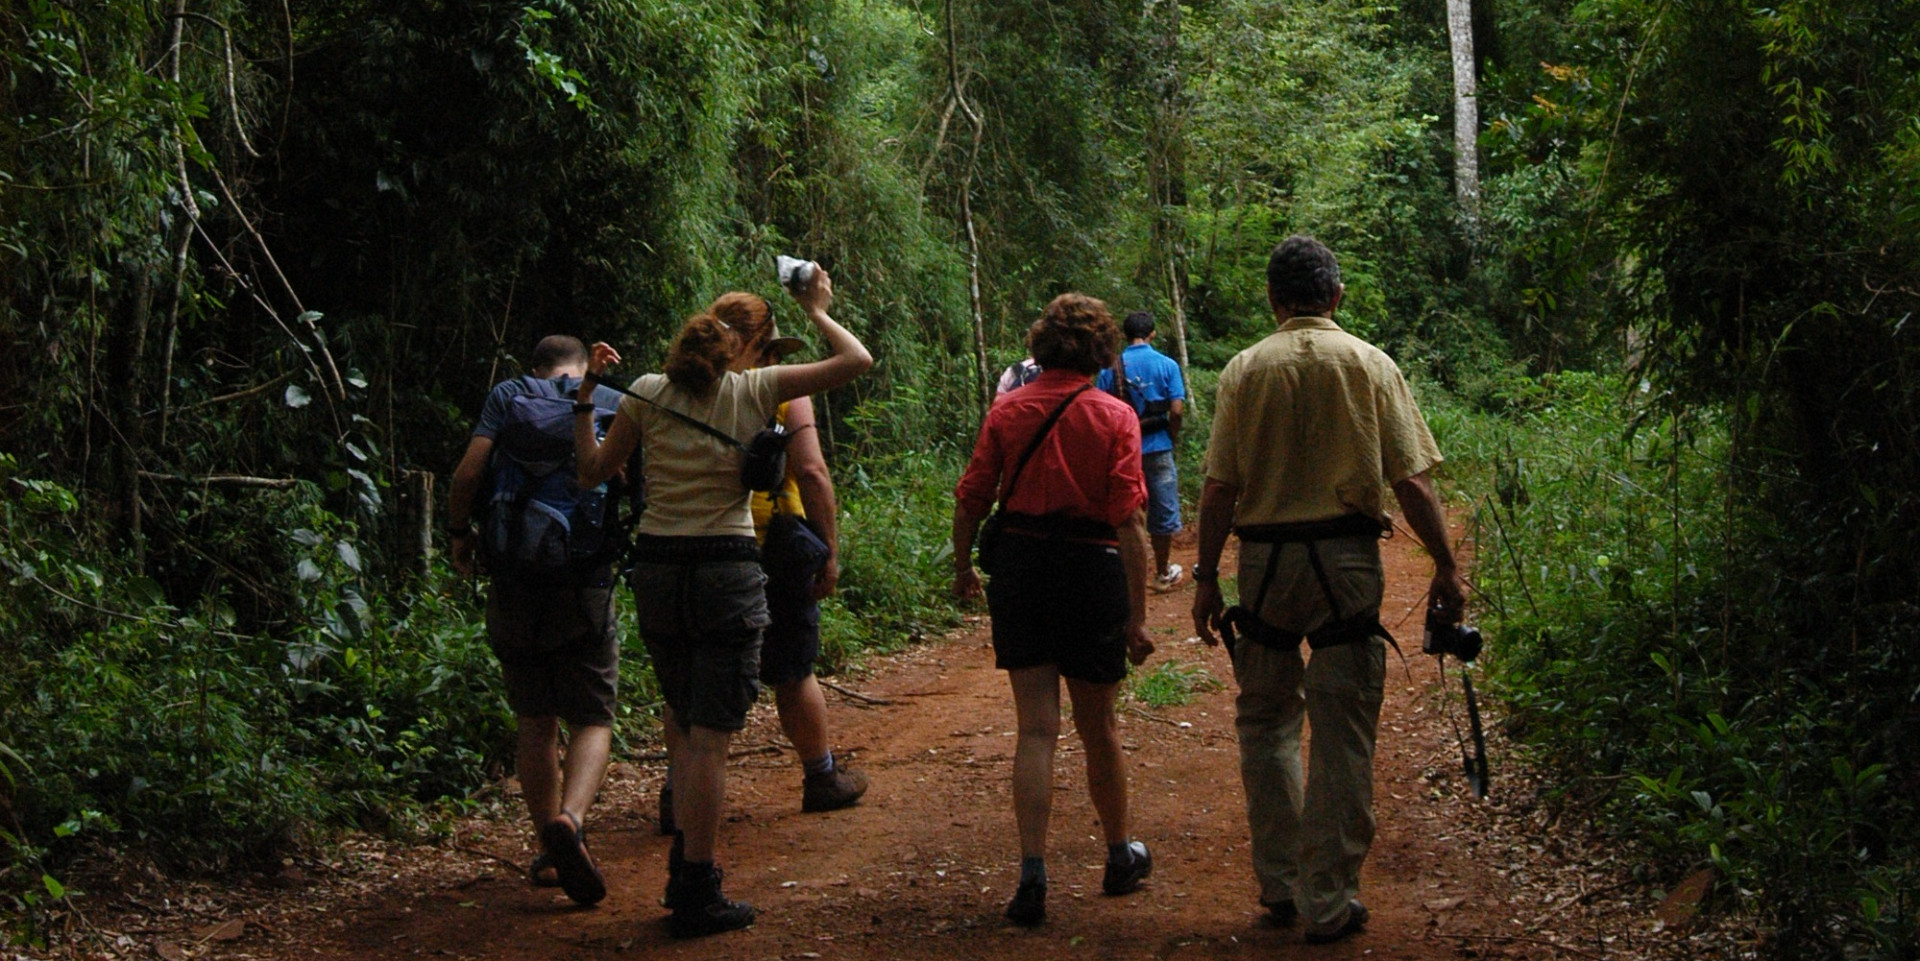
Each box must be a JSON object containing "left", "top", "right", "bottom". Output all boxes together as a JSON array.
[{"left": 1126, "top": 659, "right": 1223, "bottom": 709}]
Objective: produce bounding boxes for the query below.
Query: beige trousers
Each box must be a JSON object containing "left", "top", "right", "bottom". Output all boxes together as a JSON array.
[{"left": 1231, "top": 537, "right": 1387, "bottom": 927}]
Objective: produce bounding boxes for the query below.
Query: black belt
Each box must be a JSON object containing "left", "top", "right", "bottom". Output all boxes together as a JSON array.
[
  {"left": 1001, "top": 511, "right": 1118, "bottom": 543},
  {"left": 630, "top": 533, "right": 760, "bottom": 565},
  {"left": 1234, "top": 513, "right": 1386, "bottom": 544}
]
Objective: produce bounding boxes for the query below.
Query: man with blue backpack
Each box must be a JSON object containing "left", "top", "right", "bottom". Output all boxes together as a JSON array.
[
  {"left": 448, "top": 334, "right": 627, "bottom": 907},
  {"left": 1097, "top": 311, "right": 1188, "bottom": 592}
]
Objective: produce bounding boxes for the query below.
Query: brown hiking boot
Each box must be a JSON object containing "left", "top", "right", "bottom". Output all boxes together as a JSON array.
[{"left": 800, "top": 765, "right": 869, "bottom": 813}]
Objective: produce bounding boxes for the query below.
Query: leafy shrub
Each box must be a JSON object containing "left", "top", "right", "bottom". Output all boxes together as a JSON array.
[{"left": 1437, "top": 373, "right": 1920, "bottom": 958}]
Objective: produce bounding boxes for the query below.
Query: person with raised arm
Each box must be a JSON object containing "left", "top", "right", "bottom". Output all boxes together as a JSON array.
[{"left": 573, "top": 269, "right": 870, "bottom": 937}]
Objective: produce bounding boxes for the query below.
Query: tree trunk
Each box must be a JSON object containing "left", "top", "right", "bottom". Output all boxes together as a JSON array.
[
  {"left": 107, "top": 263, "right": 154, "bottom": 571},
  {"left": 947, "top": 0, "right": 991, "bottom": 413},
  {"left": 1145, "top": 0, "right": 1193, "bottom": 404},
  {"left": 1446, "top": 0, "right": 1481, "bottom": 230}
]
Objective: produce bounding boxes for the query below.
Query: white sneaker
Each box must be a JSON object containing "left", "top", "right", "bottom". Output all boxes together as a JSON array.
[{"left": 1152, "top": 564, "right": 1184, "bottom": 593}]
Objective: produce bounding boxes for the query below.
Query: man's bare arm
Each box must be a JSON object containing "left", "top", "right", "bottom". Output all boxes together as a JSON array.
[
  {"left": 784, "top": 396, "right": 841, "bottom": 598},
  {"left": 1190, "top": 477, "right": 1240, "bottom": 645},
  {"left": 1390, "top": 470, "right": 1468, "bottom": 615},
  {"left": 448, "top": 436, "right": 492, "bottom": 576}
]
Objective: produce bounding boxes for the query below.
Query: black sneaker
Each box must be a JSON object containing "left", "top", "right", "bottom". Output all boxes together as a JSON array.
[
  {"left": 1005, "top": 878, "right": 1046, "bottom": 926},
  {"left": 1101, "top": 840, "right": 1152, "bottom": 896},
  {"left": 801, "top": 766, "right": 870, "bottom": 813},
  {"left": 657, "top": 782, "right": 677, "bottom": 836},
  {"left": 1303, "top": 900, "right": 1368, "bottom": 944},
  {"left": 667, "top": 862, "right": 755, "bottom": 938}
]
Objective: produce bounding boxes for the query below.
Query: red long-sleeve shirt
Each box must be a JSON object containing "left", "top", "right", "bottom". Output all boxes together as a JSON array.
[{"left": 955, "top": 370, "right": 1148, "bottom": 529}]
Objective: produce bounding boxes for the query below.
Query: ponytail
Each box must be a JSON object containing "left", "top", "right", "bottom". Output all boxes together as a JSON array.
[{"left": 664, "top": 313, "right": 739, "bottom": 393}]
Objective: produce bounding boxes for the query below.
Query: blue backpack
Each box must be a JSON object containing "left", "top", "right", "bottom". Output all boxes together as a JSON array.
[{"left": 479, "top": 376, "right": 624, "bottom": 583}]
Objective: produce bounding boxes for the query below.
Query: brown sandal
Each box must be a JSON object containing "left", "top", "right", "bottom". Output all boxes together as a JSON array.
[{"left": 537, "top": 811, "right": 606, "bottom": 906}]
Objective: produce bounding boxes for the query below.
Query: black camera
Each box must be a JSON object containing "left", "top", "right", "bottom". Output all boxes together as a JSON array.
[{"left": 1422, "top": 610, "right": 1482, "bottom": 662}]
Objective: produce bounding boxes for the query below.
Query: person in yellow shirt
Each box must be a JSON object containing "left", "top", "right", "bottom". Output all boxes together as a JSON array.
[{"left": 1191, "top": 236, "right": 1467, "bottom": 945}]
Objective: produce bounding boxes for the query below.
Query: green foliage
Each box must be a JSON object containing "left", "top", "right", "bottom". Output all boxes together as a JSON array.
[
  {"left": 1436, "top": 373, "right": 1920, "bottom": 958},
  {"left": 823, "top": 423, "right": 968, "bottom": 667},
  {"left": 1182, "top": 0, "right": 1476, "bottom": 365},
  {"left": 1126, "top": 659, "right": 1222, "bottom": 709},
  {"left": 0, "top": 454, "right": 514, "bottom": 931}
]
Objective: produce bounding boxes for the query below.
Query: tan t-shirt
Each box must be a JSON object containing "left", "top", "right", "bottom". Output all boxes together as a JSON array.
[
  {"left": 618, "top": 367, "right": 781, "bottom": 538},
  {"left": 1203, "top": 316, "right": 1441, "bottom": 526}
]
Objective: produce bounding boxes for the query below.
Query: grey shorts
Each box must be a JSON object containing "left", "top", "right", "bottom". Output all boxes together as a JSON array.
[
  {"left": 485, "top": 579, "right": 619, "bottom": 727},
  {"left": 628, "top": 557, "right": 770, "bottom": 733}
]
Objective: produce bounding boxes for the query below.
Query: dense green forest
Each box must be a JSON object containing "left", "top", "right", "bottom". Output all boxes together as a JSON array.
[{"left": 4, "top": 0, "right": 1916, "bottom": 956}]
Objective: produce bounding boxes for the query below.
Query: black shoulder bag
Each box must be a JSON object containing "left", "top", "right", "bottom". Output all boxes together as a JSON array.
[
  {"left": 976, "top": 384, "right": 1092, "bottom": 575},
  {"left": 586, "top": 372, "right": 809, "bottom": 493}
]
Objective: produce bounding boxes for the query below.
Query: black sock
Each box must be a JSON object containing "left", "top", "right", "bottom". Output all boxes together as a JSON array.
[{"left": 1019, "top": 856, "right": 1047, "bottom": 887}]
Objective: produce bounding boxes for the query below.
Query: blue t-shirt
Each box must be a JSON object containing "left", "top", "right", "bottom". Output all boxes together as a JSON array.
[
  {"left": 1096, "top": 343, "right": 1185, "bottom": 455},
  {"left": 474, "top": 374, "right": 624, "bottom": 439}
]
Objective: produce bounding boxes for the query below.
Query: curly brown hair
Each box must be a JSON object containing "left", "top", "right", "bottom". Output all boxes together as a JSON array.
[
  {"left": 1027, "top": 293, "right": 1118, "bottom": 375},
  {"left": 664, "top": 312, "right": 740, "bottom": 393},
  {"left": 707, "top": 292, "right": 773, "bottom": 355}
]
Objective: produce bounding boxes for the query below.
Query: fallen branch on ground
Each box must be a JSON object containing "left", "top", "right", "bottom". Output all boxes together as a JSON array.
[
  {"left": 821, "top": 679, "right": 893, "bottom": 705},
  {"left": 454, "top": 846, "right": 524, "bottom": 875},
  {"left": 1122, "top": 705, "right": 1188, "bottom": 729}
]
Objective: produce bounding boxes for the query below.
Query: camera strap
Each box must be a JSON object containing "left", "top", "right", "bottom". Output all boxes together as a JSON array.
[
  {"left": 585, "top": 371, "right": 814, "bottom": 454},
  {"left": 1439, "top": 657, "right": 1491, "bottom": 799},
  {"left": 587, "top": 371, "right": 747, "bottom": 450},
  {"left": 996, "top": 384, "right": 1093, "bottom": 511}
]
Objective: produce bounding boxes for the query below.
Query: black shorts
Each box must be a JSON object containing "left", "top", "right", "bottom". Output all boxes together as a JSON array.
[
  {"left": 627, "top": 549, "right": 769, "bottom": 733},
  {"left": 485, "top": 579, "right": 619, "bottom": 727},
  {"left": 760, "top": 561, "right": 822, "bottom": 686},
  {"left": 985, "top": 533, "right": 1130, "bottom": 684}
]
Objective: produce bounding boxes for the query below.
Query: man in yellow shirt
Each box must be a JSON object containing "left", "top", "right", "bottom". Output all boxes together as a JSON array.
[{"left": 1191, "top": 236, "right": 1467, "bottom": 944}]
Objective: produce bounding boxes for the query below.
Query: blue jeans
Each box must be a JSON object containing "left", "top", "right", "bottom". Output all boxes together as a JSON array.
[{"left": 1143, "top": 449, "right": 1182, "bottom": 536}]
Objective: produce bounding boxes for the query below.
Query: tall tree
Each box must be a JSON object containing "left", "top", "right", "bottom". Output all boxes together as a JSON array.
[
  {"left": 1446, "top": 0, "right": 1481, "bottom": 229},
  {"left": 1144, "top": 0, "right": 1192, "bottom": 382}
]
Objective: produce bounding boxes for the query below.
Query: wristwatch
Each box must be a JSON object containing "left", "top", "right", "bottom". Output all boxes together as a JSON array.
[
  {"left": 1192, "top": 565, "right": 1220, "bottom": 583},
  {"left": 572, "top": 401, "right": 596, "bottom": 415}
]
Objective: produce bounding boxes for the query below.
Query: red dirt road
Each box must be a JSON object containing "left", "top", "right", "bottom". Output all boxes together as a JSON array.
[
  {"left": 77, "top": 529, "right": 1654, "bottom": 961},
  {"left": 249, "top": 531, "right": 1513, "bottom": 961}
]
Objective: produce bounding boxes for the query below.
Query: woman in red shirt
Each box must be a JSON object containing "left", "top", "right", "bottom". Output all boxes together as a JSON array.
[{"left": 952, "top": 293, "right": 1156, "bottom": 925}]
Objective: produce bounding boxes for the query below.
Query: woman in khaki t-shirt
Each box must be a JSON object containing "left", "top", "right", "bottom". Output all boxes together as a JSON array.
[{"left": 572, "top": 271, "right": 870, "bottom": 936}]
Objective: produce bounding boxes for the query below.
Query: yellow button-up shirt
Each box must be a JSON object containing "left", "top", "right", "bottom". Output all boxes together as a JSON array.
[{"left": 1203, "top": 316, "right": 1441, "bottom": 526}]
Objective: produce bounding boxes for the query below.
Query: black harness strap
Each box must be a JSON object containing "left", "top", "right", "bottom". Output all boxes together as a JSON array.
[{"left": 1231, "top": 514, "right": 1395, "bottom": 654}]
